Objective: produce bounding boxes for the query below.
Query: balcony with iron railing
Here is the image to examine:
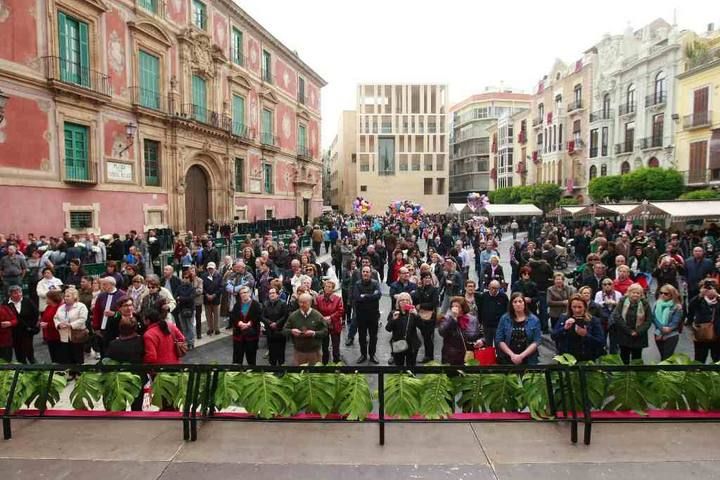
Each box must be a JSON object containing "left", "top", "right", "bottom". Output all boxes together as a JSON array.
[
  {"left": 63, "top": 159, "right": 98, "bottom": 184},
  {"left": 297, "top": 90, "right": 305, "bottom": 105},
  {"left": 261, "top": 132, "right": 279, "bottom": 149},
  {"left": 43, "top": 56, "right": 111, "bottom": 100},
  {"left": 179, "top": 104, "right": 232, "bottom": 130},
  {"left": 518, "top": 130, "right": 527, "bottom": 144},
  {"left": 262, "top": 70, "right": 275, "bottom": 84},
  {"left": 297, "top": 144, "right": 312, "bottom": 161},
  {"left": 130, "top": 86, "right": 167, "bottom": 113},
  {"left": 589, "top": 146, "right": 599, "bottom": 158},
  {"left": 618, "top": 102, "right": 636, "bottom": 116},
  {"left": 683, "top": 111, "right": 712, "bottom": 130},
  {"left": 614, "top": 140, "right": 634, "bottom": 155},
  {"left": 682, "top": 169, "right": 720, "bottom": 185},
  {"left": 231, "top": 121, "right": 253, "bottom": 142},
  {"left": 532, "top": 116, "right": 543, "bottom": 128},
  {"left": 590, "top": 110, "right": 612, "bottom": 122},
  {"left": 567, "top": 99, "right": 583, "bottom": 114},
  {"left": 567, "top": 139, "right": 585, "bottom": 154},
  {"left": 230, "top": 47, "right": 244, "bottom": 66},
  {"left": 639, "top": 134, "right": 663, "bottom": 150},
  {"left": 645, "top": 91, "right": 666, "bottom": 108}
]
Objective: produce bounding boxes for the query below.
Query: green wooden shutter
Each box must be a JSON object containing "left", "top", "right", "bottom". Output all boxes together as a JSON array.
[
  {"left": 232, "top": 28, "right": 243, "bottom": 64},
  {"left": 78, "top": 21, "right": 90, "bottom": 87},
  {"left": 144, "top": 140, "right": 160, "bottom": 186},
  {"left": 58, "top": 12, "right": 69, "bottom": 81},
  {"left": 64, "top": 123, "right": 89, "bottom": 181},
  {"left": 262, "top": 109, "right": 272, "bottom": 144},
  {"left": 234, "top": 157, "right": 244, "bottom": 192},
  {"left": 192, "top": 75, "right": 206, "bottom": 122},
  {"left": 232, "top": 95, "right": 245, "bottom": 135},
  {"left": 139, "top": 51, "right": 160, "bottom": 109}
]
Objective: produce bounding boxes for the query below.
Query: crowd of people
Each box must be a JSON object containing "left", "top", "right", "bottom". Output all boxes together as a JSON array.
[{"left": 1, "top": 213, "right": 720, "bottom": 371}]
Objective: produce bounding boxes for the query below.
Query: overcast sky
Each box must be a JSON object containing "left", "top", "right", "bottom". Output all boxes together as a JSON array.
[{"left": 235, "top": 0, "right": 715, "bottom": 148}]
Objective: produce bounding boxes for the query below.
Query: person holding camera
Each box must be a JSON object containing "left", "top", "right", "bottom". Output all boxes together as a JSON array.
[
  {"left": 385, "top": 292, "right": 421, "bottom": 367},
  {"left": 439, "top": 296, "right": 484, "bottom": 366},
  {"left": 552, "top": 294, "right": 605, "bottom": 362},
  {"left": 688, "top": 279, "right": 720, "bottom": 363}
]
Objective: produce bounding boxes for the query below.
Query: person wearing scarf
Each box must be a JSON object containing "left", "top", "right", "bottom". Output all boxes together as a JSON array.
[
  {"left": 652, "top": 284, "right": 683, "bottom": 360},
  {"left": 438, "top": 296, "right": 483, "bottom": 365},
  {"left": 610, "top": 283, "right": 652, "bottom": 364},
  {"left": 688, "top": 280, "right": 720, "bottom": 363}
]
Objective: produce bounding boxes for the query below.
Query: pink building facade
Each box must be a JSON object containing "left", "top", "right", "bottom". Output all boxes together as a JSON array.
[{"left": 0, "top": 0, "right": 326, "bottom": 236}]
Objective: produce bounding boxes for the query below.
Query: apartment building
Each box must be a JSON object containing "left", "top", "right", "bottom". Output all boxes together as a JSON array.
[
  {"left": 586, "top": 19, "right": 688, "bottom": 181},
  {"left": 675, "top": 27, "right": 720, "bottom": 187},
  {"left": 0, "top": 0, "right": 325, "bottom": 235},
  {"left": 488, "top": 109, "right": 531, "bottom": 189},
  {"left": 351, "top": 84, "right": 450, "bottom": 213},
  {"left": 449, "top": 91, "right": 531, "bottom": 202},
  {"left": 529, "top": 54, "right": 594, "bottom": 199}
]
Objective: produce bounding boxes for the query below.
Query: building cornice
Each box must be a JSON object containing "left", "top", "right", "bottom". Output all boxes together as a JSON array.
[{"left": 678, "top": 57, "right": 720, "bottom": 79}]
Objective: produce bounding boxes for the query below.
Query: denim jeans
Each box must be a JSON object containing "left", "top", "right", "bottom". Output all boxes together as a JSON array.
[
  {"left": 178, "top": 309, "right": 196, "bottom": 347},
  {"left": 537, "top": 292, "right": 549, "bottom": 332}
]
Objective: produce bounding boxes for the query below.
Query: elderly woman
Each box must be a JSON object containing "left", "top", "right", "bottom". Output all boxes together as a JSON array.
[
  {"left": 481, "top": 255, "right": 504, "bottom": 291},
  {"left": 127, "top": 275, "right": 148, "bottom": 312},
  {"left": 53, "top": 287, "right": 89, "bottom": 365},
  {"left": 385, "top": 292, "right": 421, "bottom": 366},
  {"left": 552, "top": 294, "right": 605, "bottom": 362},
  {"left": 413, "top": 272, "right": 440, "bottom": 363},
  {"left": 314, "top": 279, "right": 344, "bottom": 364},
  {"left": 39, "top": 290, "right": 64, "bottom": 362},
  {"left": 37, "top": 267, "right": 63, "bottom": 313},
  {"left": 495, "top": 292, "right": 542, "bottom": 365},
  {"left": 547, "top": 272, "right": 575, "bottom": 331},
  {"left": 230, "top": 286, "right": 262, "bottom": 365},
  {"left": 138, "top": 274, "right": 176, "bottom": 331},
  {"left": 611, "top": 283, "right": 652, "bottom": 364},
  {"left": 438, "top": 296, "right": 484, "bottom": 365},
  {"left": 653, "top": 284, "right": 684, "bottom": 360}
]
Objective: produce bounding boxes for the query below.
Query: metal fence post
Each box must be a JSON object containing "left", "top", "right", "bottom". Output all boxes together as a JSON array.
[
  {"left": 577, "top": 366, "right": 592, "bottom": 445},
  {"left": 2, "top": 370, "right": 21, "bottom": 440},
  {"left": 378, "top": 371, "right": 385, "bottom": 446}
]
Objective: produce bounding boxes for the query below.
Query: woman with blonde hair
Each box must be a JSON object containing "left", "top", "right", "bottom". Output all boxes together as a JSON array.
[
  {"left": 385, "top": 292, "right": 420, "bottom": 366},
  {"left": 652, "top": 284, "right": 684, "bottom": 360},
  {"left": 552, "top": 294, "right": 605, "bottom": 361},
  {"left": 127, "top": 274, "right": 148, "bottom": 311},
  {"left": 611, "top": 283, "right": 652, "bottom": 364},
  {"left": 53, "top": 287, "right": 89, "bottom": 365}
]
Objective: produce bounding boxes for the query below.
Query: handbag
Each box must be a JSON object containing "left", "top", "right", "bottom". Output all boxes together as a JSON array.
[
  {"left": 390, "top": 314, "right": 411, "bottom": 354},
  {"left": 457, "top": 327, "right": 475, "bottom": 363},
  {"left": 693, "top": 322, "right": 717, "bottom": 343},
  {"left": 70, "top": 328, "right": 90, "bottom": 344},
  {"left": 474, "top": 346, "right": 497, "bottom": 365},
  {"left": 173, "top": 329, "right": 188, "bottom": 358}
]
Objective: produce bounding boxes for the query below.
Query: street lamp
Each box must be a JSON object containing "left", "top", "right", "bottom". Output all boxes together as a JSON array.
[
  {"left": 118, "top": 122, "right": 138, "bottom": 157},
  {"left": 0, "top": 89, "right": 9, "bottom": 125},
  {"left": 641, "top": 199, "right": 649, "bottom": 231}
]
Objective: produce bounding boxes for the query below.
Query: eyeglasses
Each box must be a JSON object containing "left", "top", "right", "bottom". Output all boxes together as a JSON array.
[
  {"left": 148, "top": 285, "right": 159, "bottom": 289},
  {"left": 602, "top": 282, "right": 613, "bottom": 286},
  {"left": 659, "top": 291, "right": 671, "bottom": 296}
]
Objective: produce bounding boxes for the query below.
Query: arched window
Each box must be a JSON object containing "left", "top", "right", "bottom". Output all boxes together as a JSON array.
[
  {"left": 648, "top": 156, "right": 659, "bottom": 168},
  {"left": 600, "top": 164, "right": 607, "bottom": 176},
  {"left": 621, "top": 161, "right": 631, "bottom": 174},
  {"left": 654, "top": 72, "right": 666, "bottom": 103},
  {"left": 602, "top": 93, "right": 611, "bottom": 118},
  {"left": 589, "top": 165, "right": 597, "bottom": 180},
  {"left": 626, "top": 84, "right": 636, "bottom": 111}
]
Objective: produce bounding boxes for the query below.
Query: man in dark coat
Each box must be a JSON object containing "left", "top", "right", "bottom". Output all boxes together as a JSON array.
[
  {"left": 477, "top": 280, "right": 508, "bottom": 346},
  {"left": 6, "top": 286, "right": 40, "bottom": 363}
]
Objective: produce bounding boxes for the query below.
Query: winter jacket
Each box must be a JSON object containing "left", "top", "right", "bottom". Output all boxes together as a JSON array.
[
  {"left": 478, "top": 291, "right": 509, "bottom": 330},
  {"left": 438, "top": 312, "right": 483, "bottom": 365},
  {"left": 261, "top": 299, "right": 288, "bottom": 339},
  {"left": 547, "top": 285, "right": 575, "bottom": 319},
  {"left": 283, "top": 308, "right": 328, "bottom": 352},
  {"left": 385, "top": 311, "right": 421, "bottom": 352},
  {"left": 314, "top": 293, "right": 345, "bottom": 335},
  {"left": 143, "top": 322, "right": 185, "bottom": 364},
  {"left": 230, "top": 300, "right": 262, "bottom": 343},
  {"left": 41, "top": 303, "right": 61, "bottom": 342},
  {"left": 552, "top": 315, "right": 606, "bottom": 361},
  {"left": 495, "top": 313, "right": 542, "bottom": 364},
  {"left": 610, "top": 297, "right": 652, "bottom": 349},
  {"left": 0, "top": 305, "right": 18, "bottom": 347},
  {"left": 201, "top": 271, "right": 223, "bottom": 305},
  {"left": 53, "top": 302, "right": 89, "bottom": 343}
]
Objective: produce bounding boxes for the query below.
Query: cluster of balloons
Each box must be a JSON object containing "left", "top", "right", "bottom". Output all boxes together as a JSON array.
[
  {"left": 466, "top": 192, "right": 490, "bottom": 211},
  {"left": 388, "top": 200, "right": 425, "bottom": 224},
  {"left": 352, "top": 196, "right": 372, "bottom": 215}
]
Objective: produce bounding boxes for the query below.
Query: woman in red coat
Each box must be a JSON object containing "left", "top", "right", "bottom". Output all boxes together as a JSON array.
[
  {"left": 388, "top": 250, "right": 406, "bottom": 286},
  {"left": 0, "top": 302, "right": 18, "bottom": 362},
  {"left": 314, "top": 279, "right": 345, "bottom": 364},
  {"left": 38, "top": 290, "right": 64, "bottom": 363},
  {"left": 143, "top": 300, "right": 185, "bottom": 365}
]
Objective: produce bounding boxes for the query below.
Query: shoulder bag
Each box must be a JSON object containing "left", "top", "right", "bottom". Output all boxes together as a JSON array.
[
  {"left": 173, "top": 328, "right": 189, "bottom": 358},
  {"left": 457, "top": 326, "right": 475, "bottom": 364},
  {"left": 390, "top": 315, "right": 411, "bottom": 354}
]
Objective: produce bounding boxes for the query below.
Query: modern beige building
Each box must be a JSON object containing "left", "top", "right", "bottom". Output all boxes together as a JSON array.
[
  {"left": 328, "top": 84, "right": 450, "bottom": 214},
  {"left": 327, "top": 110, "right": 357, "bottom": 212},
  {"left": 449, "top": 91, "right": 531, "bottom": 202}
]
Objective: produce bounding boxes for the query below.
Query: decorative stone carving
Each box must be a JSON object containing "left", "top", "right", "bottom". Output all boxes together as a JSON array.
[{"left": 180, "top": 29, "right": 225, "bottom": 78}]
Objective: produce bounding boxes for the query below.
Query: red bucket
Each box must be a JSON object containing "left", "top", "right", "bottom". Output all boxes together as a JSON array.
[{"left": 474, "top": 346, "right": 497, "bottom": 365}]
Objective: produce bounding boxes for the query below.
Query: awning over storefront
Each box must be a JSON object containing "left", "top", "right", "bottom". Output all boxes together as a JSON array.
[
  {"left": 625, "top": 200, "right": 720, "bottom": 221},
  {"left": 548, "top": 206, "right": 585, "bottom": 217},
  {"left": 481, "top": 204, "right": 543, "bottom": 217},
  {"left": 574, "top": 203, "right": 639, "bottom": 217}
]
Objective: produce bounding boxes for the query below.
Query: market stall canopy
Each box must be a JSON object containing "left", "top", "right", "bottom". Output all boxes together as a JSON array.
[
  {"left": 548, "top": 206, "right": 585, "bottom": 217},
  {"left": 481, "top": 204, "right": 542, "bottom": 217},
  {"left": 574, "top": 203, "right": 639, "bottom": 217},
  {"left": 446, "top": 203, "right": 466, "bottom": 215},
  {"left": 625, "top": 200, "right": 720, "bottom": 221}
]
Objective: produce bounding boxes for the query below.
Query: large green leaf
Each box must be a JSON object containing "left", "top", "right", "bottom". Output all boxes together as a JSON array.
[
  {"left": 213, "top": 372, "right": 243, "bottom": 410},
  {"left": 150, "top": 372, "right": 180, "bottom": 409},
  {"left": 0, "top": 368, "right": 31, "bottom": 413},
  {"left": 481, "top": 374, "right": 525, "bottom": 412},
  {"left": 69, "top": 372, "right": 102, "bottom": 410},
  {"left": 24, "top": 371, "right": 67, "bottom": 409},
  {"left": 453, "top": 373, "right": 484, "bottom": 413},
  {"left": 337, "top": 372, "right": 372, "bottom": 421},
  {"left": 237, "top": 372, "right": 296, "bottom": 419},
  {"left": 521, "top": 373, "right": 552, "bottom": 419},
  {"left": 419, "top": 370, "right": 453, "bottom": 419},
  {"left": 645, "top": 354, "right": 708, "bottom": 410},
  {"left": 384, "top": 372, "right": 421, "bottom": 419},
  {"left": 605, "top": 370, "right": 650, "bottom": 412},
  {"left": 102, "top": 371, "right": 142, "bottom": 411},
  {"left": 293, "top": 371, "right": 337, "bottom": 417}
]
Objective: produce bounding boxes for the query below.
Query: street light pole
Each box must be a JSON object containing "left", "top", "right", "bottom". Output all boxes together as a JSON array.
[{"left": 642, "top": 199, "right": 649, "bottom": 231}]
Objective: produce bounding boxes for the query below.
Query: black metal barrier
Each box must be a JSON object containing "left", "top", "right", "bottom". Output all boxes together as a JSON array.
[{"left": 3, "top": 363, "right": 720, "bottom": 446}]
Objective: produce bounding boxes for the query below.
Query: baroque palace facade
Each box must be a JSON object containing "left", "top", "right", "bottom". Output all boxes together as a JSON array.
[{"left": 0, "top": 0, "right": 326, "bottom": 235}]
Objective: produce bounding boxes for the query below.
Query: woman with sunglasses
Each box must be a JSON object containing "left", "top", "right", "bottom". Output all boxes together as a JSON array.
[
  {"left": 127, "top": 275, "right": 148, "bottom": 311},
  {"left": 138, "top": 275, "right": 176, "bottom": 333},
  {"left": 652, "top": 284, "right": 683, "bottom": 360}
]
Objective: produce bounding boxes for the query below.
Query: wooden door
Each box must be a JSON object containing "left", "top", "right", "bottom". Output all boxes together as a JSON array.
[{"left": 185, "top": 166, "right": 209, "bottom": 234}]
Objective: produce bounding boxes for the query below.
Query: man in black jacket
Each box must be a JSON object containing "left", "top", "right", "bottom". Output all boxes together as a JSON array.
[
  {"left": 6, "top": 286, "right": 40, "bottom": 363},
  {"left": 389, "top": 267, "right": 417, "bottom": 310},
  {"left": 351, "top": 266, "right": 382, "bottom": 364},
  {"left": 478, "top": 280, "right": 508, "bottom": 346},
  {"left": 528, "top": 251, "right": 554, "bottom": 333},
  {"left": 201, "top": 262, "right": 223, "bottom": 335}
]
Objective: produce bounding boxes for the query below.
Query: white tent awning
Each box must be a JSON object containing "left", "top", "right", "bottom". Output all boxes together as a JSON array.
[
  {"left": 446, "top": 203, "right": 465, "bottom": 215},
  {"left": 625, "top": 201, "right": 720, "bottom": 220},
  {"left": 481, "top": 204, "right": 542, "bottom": 217}
]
